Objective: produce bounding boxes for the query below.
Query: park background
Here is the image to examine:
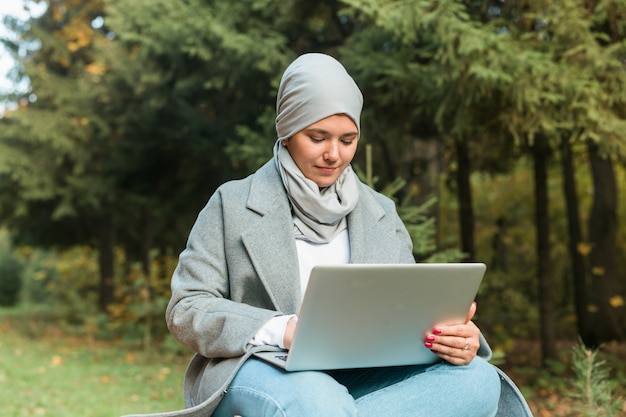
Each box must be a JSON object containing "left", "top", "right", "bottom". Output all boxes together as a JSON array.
[{"left": 1, "top": 0, "right": 625, "bottom": 416}]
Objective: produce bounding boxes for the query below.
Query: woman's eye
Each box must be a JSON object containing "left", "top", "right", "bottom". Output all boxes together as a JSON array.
[{"left": 310, "top": 136, "right": 324, "bottom": 142}]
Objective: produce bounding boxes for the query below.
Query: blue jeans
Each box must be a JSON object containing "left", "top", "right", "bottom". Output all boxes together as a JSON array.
[{"left": 211, "top": 357, "right": 501, "bottom": 417}]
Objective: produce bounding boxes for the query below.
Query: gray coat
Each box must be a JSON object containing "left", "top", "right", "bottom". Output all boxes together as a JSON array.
[{"left": 122, "top": 160, "right": 532, "bottom": 417}]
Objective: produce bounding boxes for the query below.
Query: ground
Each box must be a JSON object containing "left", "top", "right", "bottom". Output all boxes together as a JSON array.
[{"left": 499, "top": 339, "right": 626, "bottom": 417}]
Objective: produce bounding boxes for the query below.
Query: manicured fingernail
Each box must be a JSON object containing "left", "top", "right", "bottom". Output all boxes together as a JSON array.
[
  {"left": 433, "top": 328, "right": 442, "bottom": 335},
  {"left": 426, "top": 335, "right": 435, "bottom": 342},
  {"left": 424, "top": 342, "right": 433, "bottom": 348}
]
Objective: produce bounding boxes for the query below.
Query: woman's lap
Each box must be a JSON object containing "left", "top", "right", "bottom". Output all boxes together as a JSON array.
[
  {"left": 210, "top": 357, "right": 500, "bottom": 417},
  {"left": 210, "top": 358, "right": 357, "bottom": 417}
]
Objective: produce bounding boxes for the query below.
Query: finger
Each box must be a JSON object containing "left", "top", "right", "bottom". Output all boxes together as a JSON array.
[
  {"left": 432, "top": 349, "right": 472, "bottom": 366},
  {"left": 465, "top": 301, "right": 477, "bottom": 323},
  {"left": 428, "top": 339, "right": 472, "bottom": 364},
  {"left": 431, "top": 320, "right": 479, "bottom": 338},
  {"left": 428, "top": 335, "right": 473, "bottom": 353},
  {"left": 425, "top": 325, "right": 479, "bottom": 355}
]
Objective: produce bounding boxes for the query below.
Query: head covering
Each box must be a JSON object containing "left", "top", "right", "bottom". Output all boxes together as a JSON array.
[
  {"left": 273, "top": 53, "right": 363, "bottom": 244},
  {"left": 276, "top": 53, "right": 363, "bottom": 141}
]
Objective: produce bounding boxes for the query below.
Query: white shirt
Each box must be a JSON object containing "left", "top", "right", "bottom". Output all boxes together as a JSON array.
[{"left": 250, "top": 229, "right": 350, "bottom": 348}]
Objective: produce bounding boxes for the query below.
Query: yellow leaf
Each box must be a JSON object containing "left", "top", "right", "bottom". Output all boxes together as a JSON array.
[
  {"left": 86, "top": 62, "right": 106, "bottom": 76},
  {"left": 577, "top": 242, "right": 592, "bottom": 256},
  {"left": 591, "top": 266, "right": 605, "bottom": 276},
  {"left": 587, "top": 304, "right": 598, "bottom": 313},
  {"left": 539, "top": 408, "right": 552, "bottom": 417},
  {"left": 101, "top": 375, "right": 110, "bottom": 384},
  {"left": 609, "top": 295, "right": 624, "bottom": 308},
  {"left": 51, "top": 355, "right": 64, "bottom": 367}
]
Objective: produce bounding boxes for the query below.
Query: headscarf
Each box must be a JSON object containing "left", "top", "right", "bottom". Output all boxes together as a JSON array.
[{"left": 273, "top": 53, "right": 363, "bottom": 244}]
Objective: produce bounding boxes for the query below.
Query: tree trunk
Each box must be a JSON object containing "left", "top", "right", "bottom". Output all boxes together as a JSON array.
[
  {"left": 412, "top": 138, "right": 443, "bottom": 249},
  {"left": 586, "top": 140, "right": 625, "bottom": 345},
  {"left": 140, "top": 208, "right": 154, "bottom": 354},
  {"left": 533, "top": 137, "right": 558, "bottom": 363},
  {"left": 560, "top": 135, "right": 590, "bottom": 342},
  {"left": 98, "top": 212, "right": 115, "bottom": 312},
  {"left": 455, "top": 139, "right": 475, "bottom": 262}
]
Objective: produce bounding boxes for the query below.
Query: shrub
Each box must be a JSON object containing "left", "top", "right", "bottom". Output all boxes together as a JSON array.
[
  {"left": 0, "top": 251, "right": 23, "bottom": 307},
  {"left": 568, "top": 339, "right": 625, "bottom": 416}
]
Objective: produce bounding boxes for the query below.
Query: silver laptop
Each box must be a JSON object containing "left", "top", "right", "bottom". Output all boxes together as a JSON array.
[{"left": 253, "top": 263, "right": 486, "bottom": 371}]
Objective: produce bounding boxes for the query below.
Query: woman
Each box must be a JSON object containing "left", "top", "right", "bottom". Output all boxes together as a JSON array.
[{"left": 136, "top": 53, "right": 531, "bottom": 417}]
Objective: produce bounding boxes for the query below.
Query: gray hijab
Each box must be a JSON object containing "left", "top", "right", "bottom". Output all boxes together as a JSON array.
[{"left": 273, "top": 53, "right": 363, "bottom": 244}]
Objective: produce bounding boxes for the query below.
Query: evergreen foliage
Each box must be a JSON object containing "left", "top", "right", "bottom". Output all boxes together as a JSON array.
[
  {"left": 569, "top": 340, "right": 625, "bottom": 416},
  {"left": 0, "top": 230, "right": 23, "bottom": 306},
  {"left": 0, "top": 255, "right": 22, "bottom": 306}
]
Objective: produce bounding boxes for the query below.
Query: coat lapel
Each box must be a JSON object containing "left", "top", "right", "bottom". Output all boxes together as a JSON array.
[
  {"left": 240, "top": 162, "right": 302, "bottom": 314},
  {"left": 348, "top": 185, "right": 396, "bottom": 264}
]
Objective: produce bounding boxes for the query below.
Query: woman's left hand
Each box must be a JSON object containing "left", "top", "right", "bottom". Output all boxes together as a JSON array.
[{"left": 423, "top": 301, "right": 480, "bottom": 366}]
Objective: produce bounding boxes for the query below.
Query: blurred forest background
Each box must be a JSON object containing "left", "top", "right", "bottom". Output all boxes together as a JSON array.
[{"left": 1, "top": 0, "right": 626, "bottom": 415}]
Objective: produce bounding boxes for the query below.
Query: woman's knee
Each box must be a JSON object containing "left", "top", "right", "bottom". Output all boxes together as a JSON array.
[
  {"left": 461, "top": 357, "right": 502, "bottom": 414},
  {"left": 213, "top": 359, "right": 357, "bottom": 417}
]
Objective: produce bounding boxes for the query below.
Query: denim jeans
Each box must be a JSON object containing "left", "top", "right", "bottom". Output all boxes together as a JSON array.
[{"left": 211, "top": 356, "right": 501, "bottom": 417}]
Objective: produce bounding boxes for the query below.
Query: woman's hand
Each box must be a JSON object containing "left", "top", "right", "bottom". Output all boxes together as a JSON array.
[
  {"left": 283, "top": 316, "right": 298, "bottom": 349},
  {"left": 423, "top": 301, "right": 480, "bottom": 365}
]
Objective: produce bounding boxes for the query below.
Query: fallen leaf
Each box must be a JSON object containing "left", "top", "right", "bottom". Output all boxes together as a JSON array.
[
  {"left": 51, "top": 355, "right": 64, "bottom": 367},
  {"left": 539, "top": 408, "right": 552, "bottom": 417}
]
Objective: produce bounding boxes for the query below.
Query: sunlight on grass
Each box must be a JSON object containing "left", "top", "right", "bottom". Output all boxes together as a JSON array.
[{"left": 0, "top": 320, "right": 188, "bottom": 417}]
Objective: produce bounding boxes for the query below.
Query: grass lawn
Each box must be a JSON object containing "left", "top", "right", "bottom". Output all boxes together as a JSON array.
[
  {"left": 2, "top": 306, "right": 625, "bottom": 417},
  {"left": 0, "top": 314, "right": 190, "bottom": 417}
]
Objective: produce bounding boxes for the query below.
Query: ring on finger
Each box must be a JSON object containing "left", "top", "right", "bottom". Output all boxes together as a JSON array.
[{"left": 463, "top": 338, "right": 469, "bottom": 351}]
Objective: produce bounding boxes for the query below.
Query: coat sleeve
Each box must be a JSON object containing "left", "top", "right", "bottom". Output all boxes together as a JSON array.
[{"left": 165, "top": 188, "right": 279, "bottom": 359}]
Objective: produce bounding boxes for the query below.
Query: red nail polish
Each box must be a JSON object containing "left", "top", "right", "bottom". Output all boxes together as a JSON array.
[
  {"left": 426, "top": 335, "right": 435, "bottom": 342},
  {"left": 424, "top": 342, "right": 433, "bottom": 348},
  {"left": 433, "top": 328, "right": 442, "bottom": 335}
]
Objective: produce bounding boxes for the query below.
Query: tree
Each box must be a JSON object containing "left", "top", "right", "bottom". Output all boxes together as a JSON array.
[
  {"left": 0, "top": 0, "right": 120, "bottom": 309},
  {"left": 502, "top": 0, "right": 626, "bottom": 347},
  {"left": 342, "top": 0, "right": 626, "bottom": 360},
  {"left": 1, "top": 0, "right": 363, "bottom": 313}
]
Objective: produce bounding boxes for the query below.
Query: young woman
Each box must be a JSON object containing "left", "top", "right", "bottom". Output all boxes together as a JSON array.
[{"left": 134, "top": 53, "right": 531, "bottom": 417}]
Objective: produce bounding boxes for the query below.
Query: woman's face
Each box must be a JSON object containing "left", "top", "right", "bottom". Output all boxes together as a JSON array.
[{"left": 284, "top": 114, "right": 359, "bottom": 188}]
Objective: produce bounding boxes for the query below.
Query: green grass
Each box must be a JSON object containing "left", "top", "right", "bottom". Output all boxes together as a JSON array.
[
  {"left": 3, "top": 306, "right": 625, "bottom": 417},
  {"left": 0, "top": 312, "right": 189, "bottom": 417}
]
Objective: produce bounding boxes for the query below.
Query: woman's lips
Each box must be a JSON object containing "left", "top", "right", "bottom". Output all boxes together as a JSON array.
[{"left": 317, "top": 166, "right": 338, "bottom": 174}]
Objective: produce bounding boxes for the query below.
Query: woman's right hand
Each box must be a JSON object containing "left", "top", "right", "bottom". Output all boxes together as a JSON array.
[{"left": 283, "top": 316, "right": 298, "bottom": 349}]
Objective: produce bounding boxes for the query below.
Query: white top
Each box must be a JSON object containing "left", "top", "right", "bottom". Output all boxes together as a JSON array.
[
  {"left": 295, "top": 228, "right": 350, "bottom": 295},
  {"left": 250, "top": 229, "right": 350, "bottom": 348}
]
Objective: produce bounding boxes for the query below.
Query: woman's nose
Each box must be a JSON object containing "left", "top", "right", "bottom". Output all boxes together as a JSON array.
[{"left": 323, "top": 141, "right": 339, "bottom": 162}]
